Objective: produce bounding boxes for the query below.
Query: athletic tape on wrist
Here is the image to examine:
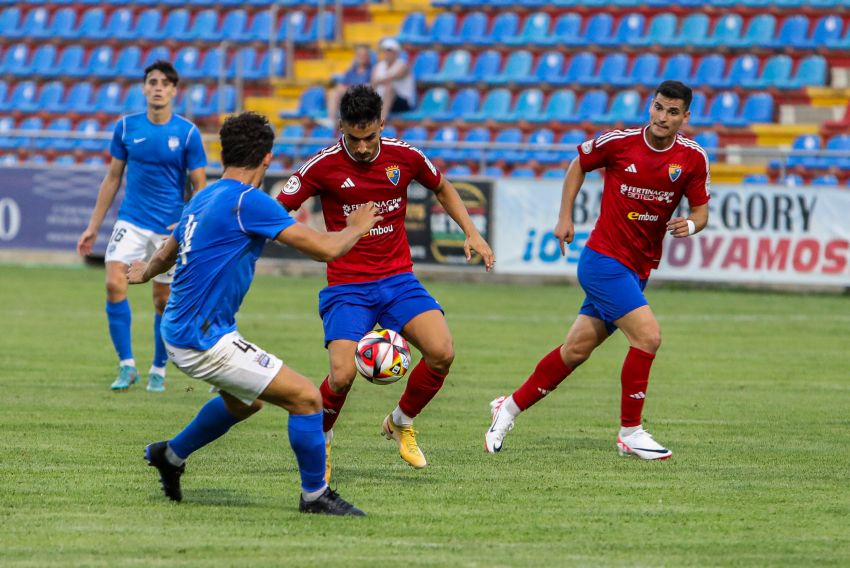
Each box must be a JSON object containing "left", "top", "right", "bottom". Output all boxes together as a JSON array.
[{"left": 686, "top": 219, "right": 696, "bottom": 235}]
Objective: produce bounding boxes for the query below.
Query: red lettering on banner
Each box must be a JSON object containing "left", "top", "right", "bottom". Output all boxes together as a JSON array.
[
  {"left": 699, "top": 236, "right": 724, "bottom": 268},
  {"left": 754, "top": 238, "right": 790, "bottom": 271},
  {"left": 792, "top": 239, "right": 819, "bottom": 272},
  {"left": 667, "top": 237, "right": 692, "bottom": 267},
  {"left": 823, "top": 240, "right": 849, "bottom": 274},
  {"left": 721, "top": 237, "right": 749, "bottom": 269}
]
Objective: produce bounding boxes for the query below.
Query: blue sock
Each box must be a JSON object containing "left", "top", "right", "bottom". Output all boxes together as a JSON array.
[
  {"left": 288, "top": 412, "right": 326, "bottom": 493},
  {"left": 105, "top": 299, "right": 133, "bottom": 362},
  {"left": 169, "top": 397, "right": 241, "bottom": 460},
  {"left": 153, "top": 313, "right": 168, "bottom": 368}
]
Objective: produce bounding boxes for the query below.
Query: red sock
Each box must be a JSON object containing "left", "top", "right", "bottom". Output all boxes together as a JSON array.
[
  {"left": 512, "top": 346, "right": 573, "bottom": 411},
  {"left": 620, "top": 347, "right": 655, "bottom": 427},
  {"left": 398, "top": 359, "right": 447, "bottom": 418},
  {"left": 320, "top": 376, "right": 348, "bottom": 432}
]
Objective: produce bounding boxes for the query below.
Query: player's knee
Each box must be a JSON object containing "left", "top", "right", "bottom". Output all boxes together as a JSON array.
[
  {"left": 635, "top": 329, "right": 662, "bottom": 354},
  {"left": 424, "top": 342, "right": 454, "bottom": 373},
  {"left": 562, "top": 342, "right": 592, "bottom": 367},
  {"left": 329, "top": 365, "right": 356, "bottom": 393},
  {"left": 294, "top": 386, "right": 322, "bottom": 414},
  {"left": 153, "top": 295, "right": 168, "bottom": 313},
  {"left": 105, "top": 277, "right": 127, "bottom": 299}
]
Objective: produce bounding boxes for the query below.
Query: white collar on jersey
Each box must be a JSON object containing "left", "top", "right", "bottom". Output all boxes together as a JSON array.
[
  {"left": 642, "top": 125, "right": 676, "bottom": 153},
  {"left": 341, "top": 136, "right": 382, "bottom": 163}
]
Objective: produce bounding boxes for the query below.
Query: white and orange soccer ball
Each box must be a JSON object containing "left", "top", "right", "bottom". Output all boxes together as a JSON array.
[{"left": 354, "top": 329, "right": 412, "bottom": 385}]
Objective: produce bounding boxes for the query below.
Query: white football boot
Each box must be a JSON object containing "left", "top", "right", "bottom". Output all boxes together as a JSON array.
[
  {"left": 616, "top": 427, "right": 672, "bottom": 460},
  {"left": 484, "top": 396, "right": 515, "bottom": 453}
]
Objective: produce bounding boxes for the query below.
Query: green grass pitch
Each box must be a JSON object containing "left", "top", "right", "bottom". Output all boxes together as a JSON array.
[{"left": 1, "top": 264, "right": 848, "bottom": 567}]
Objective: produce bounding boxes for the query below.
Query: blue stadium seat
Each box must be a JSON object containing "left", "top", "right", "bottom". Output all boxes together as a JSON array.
[
  {"left": 825, "top": 18, "right": 850, "bottom": 50},
  {"left": 488, "top": 12, "right": 520, "bottom": 45},
  {"left": 700, "top": 13, "right": 743, "bottom": 48},
  {"left": 273, "top": 123, "right": 304, "bottom": 159},
  {"left": 511, "top": 168, "right": 536, "bottom": 178},
  {"left": 301, "top": 125, "right": 335, "bottom": 156},
  {"left": 49, "top": 8, "right": 77, "bottom": 40},
  {"left": 219, "top": 9, "right": 248, "bottom": 42},
  {"left": 10, "top": 81, "right": 38, "bottom": 113},
  {"left": 256, "top": 48, "right": 285, "bottom": 80},
  {"left": 0, "top": 7, "right": 21, "bottom": 39},
  {"left": 123, "top": 85, "right": 146, "bottom": 114},
  {"left": 397, "top": 12, "right": 428, "bottom": 45},
  {"left": 76, "top": 8, "right": 105, "bottom": 40},
  {"left": 708, "top": 92, "right": 740, "bottom": 127},
  {"left": 778, "top": 55, "right": 827, "bottom": 89},
  {"left": 144, "top": 47, "right": 172, "bottom": 69},
  {"left": 241, "top": 11, "right": 272, "bottom": 42},
  {"left": 228, "top": 47, "right": 258, "bottom": 80},
  {"left": 177, "top": 84, "right": 204, "bottom": 116},
  {"left": 732, "top": 14, "right": 775, "bottom": 49},
  {"left": 463, "top": 50, "right": 501, "bottom": 84},
  {"left": 0, "top": 116, "right": 16, "bottom": 150},
  {"left": 505, "top": 12, "right": 551, "bottom": 47},
  {"left": 581, "top": 13, "right": 614, "bottom": 47},
  {"left": 743, "top": 55, "right": 791, "bottom": 89},
  {"left": 487, "top": 128, "right": 524, "bottom": 163},
  {"left": 612, "top": 53, "right": 659, "bottom": 88},
  {"left": 592, "top": 53, "right": 628, "bottom": 87},
  {"left": 280, "top": 86, "right": 326, "bottom": 119},
  {"left": 174, "top": 47, "right": 202, "bottom": 80},
  {"left": 534, "top": 52, "right": 566, "bottom": 85},
  {"left": 400, "top": 87, "right": 449, "bottom": 121},
  {"left": 40, "top": 118, "right": 74, "bottom": 151},
  {"left": 162, "top": 9, "right": 190, "bottom": 41},
  {"left": 296, "top": 12, "right": 334, "bottom": 44},
  {"left": 467, "top": 88, "right": 511, "bottom": 122},
  {"left": 563, "top": 52, "right": 596, "bottom": 86},
  {"left": 781, "top": 174, "right": 804, "bottom": 187},
  {"left": 2, "top": 44, "right": 29, "bottom": 76},
  {"left": 427, "top": 12, "right": 458, "bottom": 45},
  {"left": 725, "top": 93, "right": 773, "bottom": 127},
  {"left": 76, "top": 119, "right": 105, "bottom": 153},
  {"left": 411, "top": 50, "right": 439, "bottom": 80},
  {"left": 88, "top": 46, "right": 115, "bottom": 79},
  {"left": 94, "top": 82, "right": 125, "bottom": 115},
  {"left": 0, "top": 81, "right": 8, "bottom": 114},
  {"left": 720, "top": 55, "right": 759, "bottom": 89},
  {"left": 21, "top": 7, "right": 50, "bottom": 39},
  {"left": 690, "top": 54, "right": 726, "bottom": 89},
  {"left": 491, "top": 50, "right": 533, "bottom": 85},
  {"left": 84, "top": 156, "right": 107, "bottom": 168},
  {"left": 685, "top": 92, "right": 709, "bottom": 127},
  {"left": 445, "top": 165, "right": 472, "bottom": 177},
  {"left": 743, "top": 174, "right": 769, "bottom": 185},
  {"left": 533, "top": 89, "right": 576, "bottom": 123},
  {"left": 65, "top": 82, "right": 95, "bottom": 114},
  {"left": 133, "top": 9, "right": 162, "bottom": 41},
  {"left": 19, "top": 117, "right": 44, "bottom": 149},
  {"left": 669, "top": 13, "right": 709, "bottom": 47},
  {"left": 602, "top": 13, "right": 644, "bottom": 47},
  {"left": 543, "top": 168, "right": 565, "bottom": 179},
  {"left": 30, "top": 44, "right": 56, "bottom": 78},
  {"left": 769, "top": 15, "right": 809, "bottom": 50},
  {"left": 599, "top": 89, "right": 642, "bottom": 124},
  {"left": 447, "top": 12, "right": 487, "bottom": 46},
  {"left": 429, "top": 126, "right": 462, "bottom": 161},
  {"left": 659, "top": 54, "right": 693, "bottom": 83},
  {"left": 39, "top": 81, "right": 65, "bottom": 114},
  {"left": 824, "top": 134, "right": 850, "bottom": 169},
  {"left": 174, "top": 8, "right": 216, "bottom": 42},
  {"left": 693, "top": 131, "right": 718, "bottom": 162},
  {"left": 508, "top": 88, "right": 545, "bottom": 121},
  {"left": 482, "top": 166, "right": 504, "bottom": 177},
  {"left": 105, "top": 8, "right": 134, "bottom": 40},
  {"left": 575, "top": 90, "right": 608, "bottom": 123},
  {"left": 462, "top": 127, "right": 490, "bottom": 162},
  {"left": 115, "top": 46, "right": 142, "bottom": 79},
  {"left": 631, "top": 13, "right": 676, "bottom": 47},
  {"left": 811, "top": 174, "right": 838, "bottom": 186},
  {"left": 810, "top": 15, "right": 844, "bottom": 47},
  {"left": 541, "top": 13, "right": 582, "bottom": 47},
  {"left": 435, "top": 88, "right": 479, "bottom": 122},
  {"left": 432, "top": 50, "right": 472, "bottom": 83},
  {"left": 528, "top": 128, "right": 557, "bottom": 164},
  {"left": 382, "top": 125, "right": 398, "bottom": 139},
  {"left": 399, "top": 126, "right": 428, "bottom": 144}
]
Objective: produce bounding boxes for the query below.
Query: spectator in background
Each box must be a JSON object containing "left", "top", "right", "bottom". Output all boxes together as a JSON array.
[
  {"left": 371, "top": 37, "right": 416, "bottom": 120},
  {"left": 326, "top": 44, "right": 374, "bottom": 127}
]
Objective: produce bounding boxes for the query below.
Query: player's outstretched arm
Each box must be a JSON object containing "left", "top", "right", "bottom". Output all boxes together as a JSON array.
[
  {"left": 667, "top": 203, "right": 709, "bottom": 238},
  {"left": 76, "top": 158, "right": 126, "bottom": 256},
  {"left": 275, "top": 202, "right": 382, "bottom": 262},
  {"left": 127, "top": 236, "right": 179, "bottom": 284},
  {"left": 553, "top": 159, "right": 587, "bottom": 256},
  {"left": 431, "top": 178, "right": 495, "bottom": 271}
]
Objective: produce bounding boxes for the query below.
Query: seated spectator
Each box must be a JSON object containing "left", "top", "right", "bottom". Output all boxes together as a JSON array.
[
  {"left": 372, "top": 37, "right": 416, "bottom": 120},
  {"left": 326, "top": 44, "right": 374, "bottom": 126}
]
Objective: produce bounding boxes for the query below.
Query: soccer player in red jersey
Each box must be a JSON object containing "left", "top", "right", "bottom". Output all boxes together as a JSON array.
[
  {"left": 485, "top": 80, "right": 710, "bottom": 460},
  {"left": 277, "top": 85, "right": 494, "bottom": 477}
]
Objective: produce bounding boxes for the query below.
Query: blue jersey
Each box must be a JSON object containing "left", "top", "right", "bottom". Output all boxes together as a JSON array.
[
  {"left": 110, "top": 112, "right": 207, "bottom": 234},
  {"left": 161, "top": 178, "right": 295, "bottom": 350}
]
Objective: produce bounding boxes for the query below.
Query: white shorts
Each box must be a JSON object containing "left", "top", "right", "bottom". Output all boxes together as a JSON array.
[
  {"left": 164, "top": 331, "right": 282, "bottom": 405},
  {"left": 104, "top": 219, "right": 175, "bottom": 284}
]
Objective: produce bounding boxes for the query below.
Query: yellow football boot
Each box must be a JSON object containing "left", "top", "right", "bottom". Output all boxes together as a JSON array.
[{"left": 381, "top": 415, "right": 427, "bottom": 469}]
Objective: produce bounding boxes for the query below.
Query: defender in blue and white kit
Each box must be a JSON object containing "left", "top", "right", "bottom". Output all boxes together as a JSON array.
[
  {"left": 77, "top": 60, "right": 207, "bottom": 393},
  {"left": 128, "top": 112, "right": 379, "bottom": 515}
]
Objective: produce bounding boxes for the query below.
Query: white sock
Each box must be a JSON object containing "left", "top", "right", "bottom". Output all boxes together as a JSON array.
[
  {"left": 619, "top": 425, "right": 641, "bottom": 437},
  {"left": 503, "top": 395, "right": 522, "bottom": 418},
  {"left": 149, "top": 366, "right": 166, "bottom": 377},
  {"left": 392, "top": 406, "right": 413, "bottom": 426},
  {"left": 119, "top": 358, "right": 136, "bottom": 368},
  {"left": 302, "top": 483, "right": 328, "bottom": 502},
  {"left": 164, "top": 444, "right": 185, "bottom": 467}
]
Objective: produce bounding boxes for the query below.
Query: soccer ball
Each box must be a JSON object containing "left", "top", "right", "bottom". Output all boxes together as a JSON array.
[{"left": 354, "top": 329, "right": 412, "bottom": 385}]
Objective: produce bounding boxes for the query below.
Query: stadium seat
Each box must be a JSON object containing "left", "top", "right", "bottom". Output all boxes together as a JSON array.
[
  {"left": 429, "top": 126, "right": 462, "bottom": 162},
  {"left": 810, "top": 15, "right": 844, "bottom": 47},
  {"left": 778, "top": 55, "right": 827, "bottom": 89},
  {"left": 133, "top": 9, "right": 163, "bottom": 41},
  {"left": 487, "top": 13, "right": 520, "bottom": 45},
  {"left": 508, "top": 88, "right": 545, "bottom": 122},
  {"left": 482, "top": 166, "right": 504, "bottom": 177},
  {"left": 105, "top": 8, "right": 134, "bottom": 40},
  {"left": 602, "top": 13, "right": 645, "bottom": 47},
  {"left": 9, "top": 81, "right": 38, "bottom": 113},
  {"left": 65, "top": 82, "right": 95, "bottom": 114},
  {"left": 563, "top": 52, "right": 596, "bottom": 86},
  {"left": 781, "top": 174, "right": 804, "bottom": 187},
  {"left": 427, "top": 13, "right": 458, "bottom": 45},
  {"left": 612, "top": 53, "right": 659, "bottom": 88},
  {"left": 592, "top": 53, "right": 629, "bottom": 87},
  {"left": 487, "top": 128, "right": 524, "bottom": 163},
  {"left": 462, "top": 127, "right": 490, "bottom": 162},
  {"left": 144, "top": 47, "right": 172, "bottom": 69},
  {"left": 659, "top": 54, "right": 693, "bottom": 84},
  {"left": 301, "top": 125, "right": 335, "bottom": 156},
  {"left": 115, "top": 47, "right": 142, "bottom": 79},
  {"left": 219, "top": 9, "right": 248, "bottom": 42},
  {"left": 768, "top": 15, "right": 809, "bottom": 50},
  {"left": 50, "top": 8, "right": 77, "bottom": 40},
  {"left": 295, "top": 12, "right": 334, "bottom": 44},
  {"left": 21, "top": 7, "right": 49, "bottom": 39},
  {"left": 445, "top": 164, "right": 472, "bottom": 177},
  {"left": 175, "top": 47, "right": 202, "bottom": 80},
  {"left": 685, "top": 91, "right": 710, "bottom": 127},
  {"left": 543, "top": 168, "right": 565, "bottom": 179},
  {"left": 719, "top": 55, "right": 759, "bottom": 89},
  {"left": 824, "top": 134, "right": 850, "bottom": 169},
  {"left": 598, "top": 89, "right": 642, "bottom": 124},
  {"left": 228, "top": 48, "right": 258, "bottom": 80},
  {"left": 505, "top": 12, "right": 551, "bottom": 47},
  {"left": 669, "top": 13, "right": 709, "bottom": 47},
  {"left": 690, "top": 54, "right": 727, "bottom": 89},
  {"left": 273, "top": 123, "right": 304, "bottom": 159},
  {"left": 725, "top": 93, "right": 774, "bottom": 127},
  {"left": 2, "top": 44, "right": 29, "bottom": 76},
  {"left": 467, "top": 88, "right": 511, "bottom": 122},
  {"left": 812, "top": 174, "right": 839, "bottom": 186},
  {"left": 38, "top": 81, "right": 65, "bottom": 114},
  {"left": 162, "top": 9, "right": 191, "bottom": 41},
  {"left": 432, "top": 50, "right": 472, "bottom": 83},
  {"left": 693, "top": 131, "right": 718, "bottom": 162},
  {"left": 742, "top": 174, "right": 769, "bottom": 185},
  {"left": 0, "top": 7, "right": 21, "bottom": 39},
  {"left": 464, "top": 50, "right": 502, "bottom": 84},
  {"left": 76, "top": 8, "right": 105, "bottom": 40},
  {"left": 700, "top": 13, "right": 743, "bottom": 48},
  {"left": 411, "top": 50, "right": 439, "bottom": 80},
  {"left": 534, "top": 52, "right": 566, "bottom": 85},
  {"left": 787, "top": 135, "right": 823, "bottom": 169},
  {"left": 541, "top": 13, "right": 582, "bottom": 47},
  {"left": 528, "top": 128, "right": 557, "bottom": 164},
  {"left": 280, "top": 86, "right": 326, "bottom": 120},
  {"left": 532, "top": 89, "right": 576, "bottom": 123},
  {"left": 83, "top": 156, "right": 106, "bottom": 168},
  {"left": 511, "top": 168, "right": 536, "bottom": 178},
  {"left": 491, "top": 50, "right": 534, "bottom": 85},
  {"left": 631, "top": 13, "right": 676, "bottom": 47},
  {"left": 52, "top": 45, "right": 85, "bottom": 79},
  {"left": 397, "top": 12, "right": 428, "bottom": 45},
  {"left": 0, "top": 116, "right": 17, "bottom": 150},
  {"left": 256, "top": 48, "right": 285, "bottom": 80},
  {"left": 174, "top": 8, "right": 216, "bottom": 42},
  {"left": 743, "top": 55, "right": 791, "bottom": 89},
  {"left": 77, "top": 118, "right": 106, "bottom": 152},
  {"left": 574, "top": 90, "right": 608, "bottom": 123},
  {"left": 30, "top": 44, "right": 56, "bottom": 78},
  {"left": 18, "top": 117, "right": 43, "bottom": 148},
  {"left": 400, "top": 87, "right": 449, "bottom": 121},
  {"left": 825, "top": 19, "right": 850, "bottom": 50},
  {"left": 241, "top": 11, "right": 272, "bottom": 42},
  {"left": 435, "top": 88, "right": 479, "bottom": 122},
  {"left": 94, "top": 82, "right": 125, "bottom": 115},
  {"left": 580, "top": 13, "right": 614, "bottom": 47},
  {"left": 40, "top": 118, "right": 74, "bottom": 151},
  {"left": 707, "top": 92, "right": 740, "bottom": 127},
  {"left": 399, "top": 126, "right": 428, "bottom": 144},
  {"left": 732, "top": 14, "right": 776, "bottom": 49},
  {"left": 123, "top": 85, "right": 146, "bottom": 114},
  {"left": 447, "top": 12, "right": 487, "bottom": 47},
  {"left": 88, "top": 46, "right": 115, "bottom": 79}
]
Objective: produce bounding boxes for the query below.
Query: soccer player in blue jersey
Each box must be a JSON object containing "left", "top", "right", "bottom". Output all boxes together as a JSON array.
[
  {"left": 127, "top": 112, "right": 380, "bottom": 515},
  {"left": 77, "top": 60, "right": 207, "bottom": 393}
]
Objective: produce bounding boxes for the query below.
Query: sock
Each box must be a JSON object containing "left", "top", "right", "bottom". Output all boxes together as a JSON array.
[
  {"left": 119, "top": 358, "right": 136, "bottom": 368},
  {"left": 620, "top": 347, "right": 655, "bottom": 428},
  {"left": 511, "top": 346, "right": 573, "bottom": 411},
  {"left": 164, "top": 444, "right": 185, "bottom": 467},
  {"left": 302, "top": 485, "right": 327, "bottom": 503},
  {"left": 153, "top": 312, "right": 168, "bottom": 368},
  {"left": 320, "top": 376, "right": 348, "bottom": 432},
  {"left": 288, "top": 412, "right": 328, "bottom": 493},
  {"left": 398, "top": 360, "right": 447, "bottom": 419},
  {"left": 168, "top": 397, "right": 241, "bottom": 460},
  {"left": 106, "top": 299, "right": 133, "bottom": 362},
  {"left": 150, "top": 366, "right": 166, "bottom": 377},
  {"left": 502, "top": 395, "right": 522, "bottom": 418},
  {"left": 619, "top": 425, "right": 641, "bottom": 438},
  {"left": 391, "top": 406, "right": 413, "bottom": 427}
]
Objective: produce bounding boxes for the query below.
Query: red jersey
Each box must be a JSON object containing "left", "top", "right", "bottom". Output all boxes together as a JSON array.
[
  {"left": 577, "top": 126, "right": 711, "bottom": 278},
  {"left": 277, "top": 137, "right": 442, "bottom": 286}
]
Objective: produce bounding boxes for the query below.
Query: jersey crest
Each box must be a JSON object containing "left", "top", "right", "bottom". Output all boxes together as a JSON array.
[
  {"left": 168, "top": 136, "right": 180, "bottom": 151},
  {"left": 385, "top": 165, "right": 401, "bottom": 186},
  {"left": 668, "top": 163, "right": 682, "bottom": 182}
]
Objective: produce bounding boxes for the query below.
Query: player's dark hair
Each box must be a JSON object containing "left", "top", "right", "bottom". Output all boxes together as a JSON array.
[
  {"left": 655, "top": 80, "right": 692, "bottom": 110},
  {"left": 220, "top": 112, "right": 275, "bottom": 169},
  {"left": 144, "top": 60, "right": 179, "bottom": 86},
  {"left": 339, "top": 85, "right": 382, "bottom": 126}
]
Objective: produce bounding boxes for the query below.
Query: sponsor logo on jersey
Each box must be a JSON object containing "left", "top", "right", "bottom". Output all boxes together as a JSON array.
[
  {"left": 367, "top": 224, "right": 394, "bottom": 237},
  {"left": 340, "top": 177, "right": 355, "bottom": 188},
  {"left": 282, "top": 175, "right": 301, "bottom": 195},
  {"left": 168, "top": 136, "right": 179, "bottom": 151},
  {"left": 133, "top": 137, "right": 146, "bottom": 144},
  {"left": 668, "top": 163, "right": 682, "bottom": 182},
  {"left": 620, "top": 184, "right": 674, "bottom": 204},
  {"left": 386, "top": 165, "right": 401, "bottom": 186},
  {"left": 625, "top": 163, "right": 637, "bottom": 173},
  {"left": 343, "top": 198, "right": 402, "bottom": 216},
  {"left": 627, "top": 211, "right": 660, "bottom": 222},
  {"left": 581, "top": 140, "right": 593, "bottom": 154}
]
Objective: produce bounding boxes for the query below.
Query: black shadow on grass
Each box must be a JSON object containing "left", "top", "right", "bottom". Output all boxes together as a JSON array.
[{"left": 146, "top": 488, "right": 262, "bottom": 507}]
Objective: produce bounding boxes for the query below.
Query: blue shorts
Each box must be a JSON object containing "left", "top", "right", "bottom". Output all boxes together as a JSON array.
[
  {"left": 318, "top": 272, "right": 442, "bottom": 346},
  {"left": 577, "top": 247, "right": 648, "bottom": 335}
]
